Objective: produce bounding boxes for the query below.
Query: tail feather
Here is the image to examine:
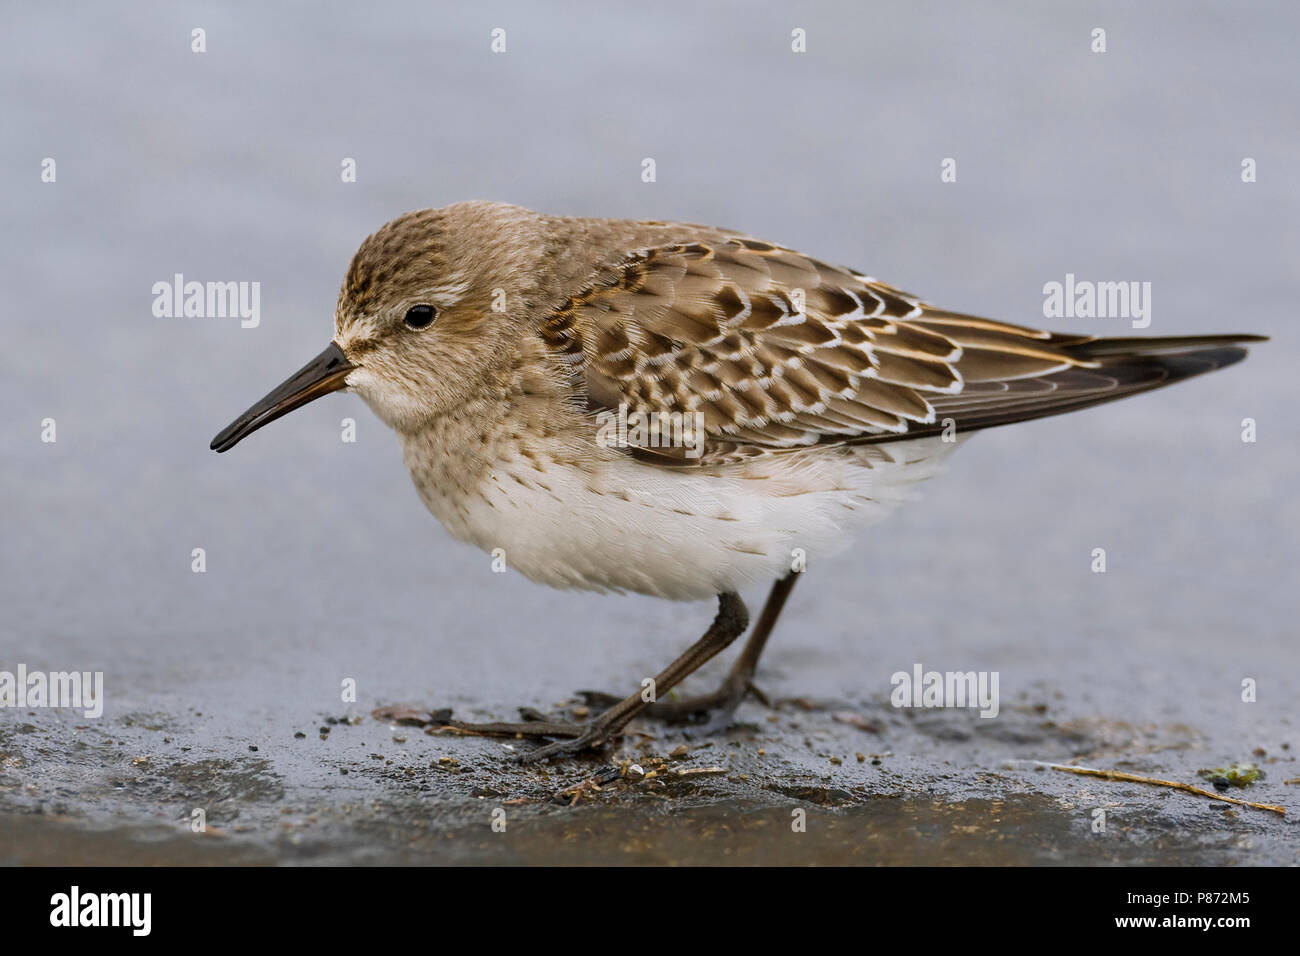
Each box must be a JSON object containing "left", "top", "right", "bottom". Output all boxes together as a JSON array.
[{"left": 1072, "top": 333, "right": 1269, "bottom": 357}]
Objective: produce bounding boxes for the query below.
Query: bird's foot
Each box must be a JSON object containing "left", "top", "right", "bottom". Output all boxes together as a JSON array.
[
  {"left": 373, "top": 702, "right": 627, "bottom": 761},
  {"left": 578, "top": 676, "right": 768, "bottom": 733},
  {"left": 418, "top": 710, "right": 622, "bottom": 763},
  {"left": 511, "top": 720, "right": 621, "bottom": 763}
]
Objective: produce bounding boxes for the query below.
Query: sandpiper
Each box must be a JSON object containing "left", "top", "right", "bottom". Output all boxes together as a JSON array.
[{"left": 211, "top": 201, "right": 1265, "bottom": 761}]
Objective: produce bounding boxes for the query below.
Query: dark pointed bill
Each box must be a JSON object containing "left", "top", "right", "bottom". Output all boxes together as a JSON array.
[{"left": 210, "top": 342, "right": 354, "bottom": 453}]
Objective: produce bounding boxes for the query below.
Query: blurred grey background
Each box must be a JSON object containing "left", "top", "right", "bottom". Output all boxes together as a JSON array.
[{"left": 1, "top": 1, "right": 1296, "bottom": 862}]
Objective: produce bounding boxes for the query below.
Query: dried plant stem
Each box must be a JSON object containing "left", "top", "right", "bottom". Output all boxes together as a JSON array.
[{"left": 1040, "top": 762, "right": 1285, "bottom": 815}]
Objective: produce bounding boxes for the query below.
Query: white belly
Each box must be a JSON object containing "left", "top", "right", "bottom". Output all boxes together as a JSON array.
[{"left": 403, "top": 435, "right": 964, "bottom": 601}]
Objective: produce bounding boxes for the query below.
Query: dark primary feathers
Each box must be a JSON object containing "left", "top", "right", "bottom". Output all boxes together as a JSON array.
[{"left": 540, "top": 234, "right": 1264, "bottom": 464}]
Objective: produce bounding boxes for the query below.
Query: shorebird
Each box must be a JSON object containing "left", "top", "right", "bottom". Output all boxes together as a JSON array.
[{"left": 211, "top": 201, "right": 1264, "bottom": 761}]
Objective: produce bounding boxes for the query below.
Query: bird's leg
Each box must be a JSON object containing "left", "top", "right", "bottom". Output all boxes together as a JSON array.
[
  {"left": 642, "top": 571, "right": 799, "bottom": 731},
  {"left": 428, "top": 592, "right": 750, "bottom": 762},
  {"left": 515, "top": 592, "right": 749, "bottom": 761}
]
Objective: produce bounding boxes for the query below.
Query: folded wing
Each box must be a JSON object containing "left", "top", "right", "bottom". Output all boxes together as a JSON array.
[{"left": 541, "top": 236, "right": 1262, "bottom": 465}]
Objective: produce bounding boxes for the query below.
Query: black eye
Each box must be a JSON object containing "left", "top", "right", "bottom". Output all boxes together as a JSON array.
[{"left": 403, "top": 304, "right": 437, "bottom": 330}]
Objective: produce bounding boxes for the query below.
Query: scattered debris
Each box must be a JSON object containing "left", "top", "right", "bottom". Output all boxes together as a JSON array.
[
  {"left": 371, "top": 706, "right": 446, "bottom": 726},
  {"left": 1197, "top": 763, "right": 1263, "bottom": 789},
  {"left": 833, "top": 711, "right": 882, "bottom": 733},
  {"left": 554, "top": 765, "right": 624, "bottom": 806},
  {"left": 549, "top": 756, "right": 730, "bottom": 806}
]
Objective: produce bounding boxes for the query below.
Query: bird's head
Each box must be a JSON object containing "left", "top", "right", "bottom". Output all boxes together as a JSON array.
[{"left": 210, "top": 201, "right": 548, "bottom": 452}]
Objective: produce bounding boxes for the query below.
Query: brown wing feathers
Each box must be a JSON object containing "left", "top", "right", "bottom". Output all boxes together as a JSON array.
[{"left": 541, "top": 236, "right": 1264, "bottom": 461}]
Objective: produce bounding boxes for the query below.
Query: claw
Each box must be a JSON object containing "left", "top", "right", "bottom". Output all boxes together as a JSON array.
[{"left": 513, "top": 726, "right": 614, "bottom": 763}]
